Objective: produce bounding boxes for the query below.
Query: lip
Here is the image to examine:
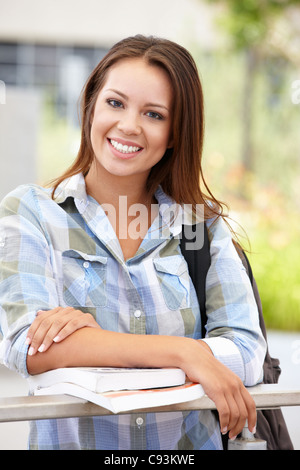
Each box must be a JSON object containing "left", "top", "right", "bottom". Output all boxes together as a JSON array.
[{"left": 107, "top": 137, "right": 144, "bottom": 159}]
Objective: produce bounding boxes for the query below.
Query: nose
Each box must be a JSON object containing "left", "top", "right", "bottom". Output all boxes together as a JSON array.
[{"left": 117, "top": 110, "right": 142, "bottom": 136}]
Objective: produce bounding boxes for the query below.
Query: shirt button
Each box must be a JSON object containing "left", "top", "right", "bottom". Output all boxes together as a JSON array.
[
  {"left": 136, "top": 417, "right": 144, "bottom": 427},
  {"left": 134, "top": 309, "right": 142, "bottom": 318},
  {"left": 83, "top": 261, "right": 90, "bottom": 269}
]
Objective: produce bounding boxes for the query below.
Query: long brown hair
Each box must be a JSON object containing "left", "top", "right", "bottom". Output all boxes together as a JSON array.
[{"left": 50, "top": 35, "right": 225, "bottom": 220}]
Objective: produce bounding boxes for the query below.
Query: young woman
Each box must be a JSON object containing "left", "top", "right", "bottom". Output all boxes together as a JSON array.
[{"left": 0, "top": 35, "right": 266, "bottom": 450}]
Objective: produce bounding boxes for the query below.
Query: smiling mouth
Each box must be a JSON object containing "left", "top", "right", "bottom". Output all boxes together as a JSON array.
[{"left": 108, "top": 139, "right": 143, "bottom": 155}]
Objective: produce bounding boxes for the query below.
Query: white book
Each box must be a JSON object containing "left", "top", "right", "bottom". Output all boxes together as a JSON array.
[
  {"left": 32, "top": 381, "right": 205, "bottom": 414},
  {"left": 28, "top": 367, "right": 186, "bottom": 394}
]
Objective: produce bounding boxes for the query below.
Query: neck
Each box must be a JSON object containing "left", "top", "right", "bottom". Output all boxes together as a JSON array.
[
  {"left": 85, "top": 166, "right": 153, "bottom": 209},
  {"left": 85, "top": 164, "right": 158, "bottom": 260}
]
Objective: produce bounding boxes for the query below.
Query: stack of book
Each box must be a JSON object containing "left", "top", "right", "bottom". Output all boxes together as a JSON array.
[{"left": 28, "top": 367, "right": 204, "bottom": 413}]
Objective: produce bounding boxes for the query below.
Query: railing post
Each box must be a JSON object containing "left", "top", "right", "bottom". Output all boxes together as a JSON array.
[{"left": 227, "top": 422, "right": 267, "bottom": 450}]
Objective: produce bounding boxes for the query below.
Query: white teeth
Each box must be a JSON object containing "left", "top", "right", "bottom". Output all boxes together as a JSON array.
[{"left": 110, "top": 139, "right": 141, "bottom": 154}]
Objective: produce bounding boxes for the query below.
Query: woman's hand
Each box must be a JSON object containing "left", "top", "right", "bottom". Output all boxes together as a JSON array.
[
  {"left": 26, "top": 307, "right": 101, "bottom": 356},
  {"left": 181, "top": 339, "right": 257, "bottom": 441}
]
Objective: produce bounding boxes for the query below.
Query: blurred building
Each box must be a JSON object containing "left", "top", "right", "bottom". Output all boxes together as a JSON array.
[
  {"left": 0, "top": 41, "right": 107, "bottom": 123},
  {"left": 0, "top": 0, "right": 218, "bottom": 121}
]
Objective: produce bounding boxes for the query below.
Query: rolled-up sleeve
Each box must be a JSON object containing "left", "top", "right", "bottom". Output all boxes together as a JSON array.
[
  {"left": 201, "top": 216, "right": 267, "bottom": 386},
  {"left": 0, "top": 186, "right": 58, "bottom": 377}
]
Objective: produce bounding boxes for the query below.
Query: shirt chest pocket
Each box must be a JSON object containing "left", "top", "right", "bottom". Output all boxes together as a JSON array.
[
  {"left": 62, "top": 249, "right": 107, "bottom": 307},
  {"left": 153, "top": 255, "right": 190, "bottom": 310}
]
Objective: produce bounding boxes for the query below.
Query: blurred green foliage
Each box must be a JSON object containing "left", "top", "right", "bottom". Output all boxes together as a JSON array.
[
  {"left": 206, "top": 0, "right": 300, "bottom": 49},
  {"left": 37, "top": 94, "right": 80, "bottom": 186},
  {"left": 198, "top": 0, "right": 300, "bottom": 330},
  {"left": 249, "top": 218, "right": 300, "bottom": 332},
  {"left": 196, "top": 50, "right": 300, "bottom": 331}
]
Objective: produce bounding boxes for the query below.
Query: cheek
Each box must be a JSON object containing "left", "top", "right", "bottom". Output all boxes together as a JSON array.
[
  {"left": 90, "top": 123, "right": 98, "bottom": 152},
  {"left": 90, "top": 116, "right": 107, "bottom": 148},
  {"left": 150, "top": 125, "right": 172, "bottom": 151}
]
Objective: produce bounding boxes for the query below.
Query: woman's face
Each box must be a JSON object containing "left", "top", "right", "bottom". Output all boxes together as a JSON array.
[{"left": 89, "top": 57, "right": 173, "bottom": 184}]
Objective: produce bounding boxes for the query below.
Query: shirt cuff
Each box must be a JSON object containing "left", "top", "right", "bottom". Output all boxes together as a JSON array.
[
  {"left": 0, "top": 328, "right": 30, "bottom": 378},
  {"left": 201, "top": 337, "right": 245, "bottom": 382}
]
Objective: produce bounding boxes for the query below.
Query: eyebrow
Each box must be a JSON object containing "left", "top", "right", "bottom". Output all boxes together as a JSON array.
[{"left": 106, "top": 88, "right": 170, "bottom": 112}]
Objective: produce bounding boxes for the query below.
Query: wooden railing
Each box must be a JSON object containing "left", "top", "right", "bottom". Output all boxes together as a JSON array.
[
  {"left": 1, "top": 383, "right": 300, "bottom": 422},
  {"left": 1, "top": 383, "right": 300, "bottom": 450}
]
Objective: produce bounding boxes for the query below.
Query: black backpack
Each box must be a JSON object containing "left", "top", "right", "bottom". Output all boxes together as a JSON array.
[{"left": 180, "top": 222, "right": 293, "bottom": 450}]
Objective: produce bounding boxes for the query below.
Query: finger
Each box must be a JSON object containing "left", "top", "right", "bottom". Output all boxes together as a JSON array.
[
  {"left": 26, "top": 310, "right": 55, "bottom": 353},
  {"left": 242, "top": 388, "right": 257, "bottom": 434},
  {"left": 32, "top": 308, "right": 80, "bottom": 353},
  {"left": 36, "top": 310, "right": 47, "bottom": 316},
  {"left": 226, "top": 397, "right": 242, "bottom": 437},
  {"left": 228, "top": 388, "right": 256, "bottom": 440},
  {"left": 35, "top": 310, "right": 100, "bottom": 354},
  {"left": 52, "top": 312, "right": 100, "bottom": 344},
  {"left": 227, "top": 395, "right": 248, "bottom": 440},
  {"left": 211, "top": 391, "right": 231, "bottom": 436},
  {"left": 26, "top": 308, "right": 60, "bottom": 345},
  {"left": 27, "top": 308, "right": 64, "bottom": 355},
  {"left": 36, "top": 315, "right": 72, "bottom": 353}
]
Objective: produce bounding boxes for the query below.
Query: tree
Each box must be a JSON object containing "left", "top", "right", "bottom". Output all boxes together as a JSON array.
[{"left": 203, "top": 0, "right": 300, "bottom": 192}]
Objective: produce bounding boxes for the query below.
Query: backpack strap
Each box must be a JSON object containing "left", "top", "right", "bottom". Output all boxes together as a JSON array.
[
  {"left": 232, "top": 241, "right": 253, "bottom": 285},
  {"left": 180, "top": 222, "right": 210, "bottom": 338},
  {"left": 181, "top": 223, "right": 256, "bottom": 337}
]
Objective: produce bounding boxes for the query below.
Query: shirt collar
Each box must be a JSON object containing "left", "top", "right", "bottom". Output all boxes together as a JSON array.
[
  {"left": 54, "top": 173, "right": 89, "bottom": 213},
  {"left": 154, "top": 186, "right": 183, "bottom": 238},
  {"left": 54, "top": 173, "right": 202, "bottom": 237}
]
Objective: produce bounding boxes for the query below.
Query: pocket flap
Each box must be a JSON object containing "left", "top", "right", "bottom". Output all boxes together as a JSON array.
[
  {"left": 62, "top": 249, "right": 107, "bottom": 265},
  {"left": 153, "top": 255, "right": 187, "bottom": 276}
]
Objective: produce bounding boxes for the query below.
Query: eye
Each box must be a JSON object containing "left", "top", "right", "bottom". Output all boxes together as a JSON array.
[
  {"left": 107, "top": 99, "right": 123, "bottom": 109},
  {"left": 146, "top": 111, "right": 163, "bottom": 120}
]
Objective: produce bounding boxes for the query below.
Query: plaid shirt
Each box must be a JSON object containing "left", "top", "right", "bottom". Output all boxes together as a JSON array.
[{"left": 0, "top": 173, "right": 266, "bottom": 450}]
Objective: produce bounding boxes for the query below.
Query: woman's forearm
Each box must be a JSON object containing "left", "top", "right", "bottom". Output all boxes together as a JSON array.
[{"left": 26, "top": 327, "right": 192, "bottom": 375}]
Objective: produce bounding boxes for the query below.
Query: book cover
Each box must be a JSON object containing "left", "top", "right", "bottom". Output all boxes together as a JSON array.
[
  {"left": 33, "top": 381, "right": 205, "bottom": 413},
  {"left": 28, "top": 367, "right": 186, "bottom": 393}
]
